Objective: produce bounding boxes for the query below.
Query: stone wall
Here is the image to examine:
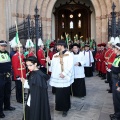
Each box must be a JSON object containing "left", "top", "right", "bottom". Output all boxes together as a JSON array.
[{"left": 3, "top": 0, "right": 120, "bottom": 44}]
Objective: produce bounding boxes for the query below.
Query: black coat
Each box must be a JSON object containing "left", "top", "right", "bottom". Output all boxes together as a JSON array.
[{"left": 25, "top": 70, "right": 51, "bottom": 120}]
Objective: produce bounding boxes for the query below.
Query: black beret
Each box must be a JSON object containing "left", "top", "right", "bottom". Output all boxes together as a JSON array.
[
  {"left": 56, "top": 40, "right": 67, "bottom": 46},
  {"left": 72, "top": 43, "right": 80, "bottom": 48}
]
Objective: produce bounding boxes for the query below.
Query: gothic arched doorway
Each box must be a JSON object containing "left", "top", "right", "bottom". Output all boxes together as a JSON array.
[{"left": 53, "top": 0, "right": 92, "bottom": 41}]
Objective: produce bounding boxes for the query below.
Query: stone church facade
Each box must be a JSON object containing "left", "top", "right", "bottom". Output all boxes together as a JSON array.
[{"left": 0, "top": 0, "right": 120, "bottom": 44}]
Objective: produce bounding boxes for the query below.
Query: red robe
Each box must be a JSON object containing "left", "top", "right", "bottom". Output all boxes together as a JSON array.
[
  {"left": 48, "top": 50, "right": 55, "bottom": 60},
  {"left": 48, "top": 50, "right": 56, "bottom": 75},
  {"left": 100, "top": 49, "right": 107, "bottom": 73},
  {"left": 104, "top": 48, "right": 112, "bottom": 63},
  {"left": 107, "top": 50, "right": 116, "bottom": 69},
  {"left": 27, "top": 52, "right": 36, "bottom": 57},
  {"left": 12, "top": 52, "right": 26, "bottom": 80},
  {"left": 37, "top": 48, "right": 46, "bottom": 67},
  {"left": 95, "top": 50, "right": 101, "bottom": 71}
]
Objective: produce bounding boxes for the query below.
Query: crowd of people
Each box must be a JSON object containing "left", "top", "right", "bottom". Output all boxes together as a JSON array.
[{"left": 0, "top": 36, "right": 120, "bottom": 120}]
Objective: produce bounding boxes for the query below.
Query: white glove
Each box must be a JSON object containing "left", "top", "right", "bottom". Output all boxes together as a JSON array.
[
  {"left": 108, "top": 69, "right": 111, "bottom": 72},
  {"left": 17, "top": 77, "right": 21, "bottom": 80}
]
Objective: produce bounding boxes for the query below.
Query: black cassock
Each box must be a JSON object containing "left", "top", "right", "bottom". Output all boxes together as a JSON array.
[
  {"left": 84, "top": 67, "right": 93, "bottom": 77},
  {"left": 24, "top": 70, "right": 51, "bottom": 120},
  {"left": 72, "top": 78, "right": 86, "bottom": 97}
]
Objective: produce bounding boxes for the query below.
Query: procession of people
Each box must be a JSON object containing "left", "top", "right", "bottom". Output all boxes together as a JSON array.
[{"left": 0, "top": 35, "right": 120, "bottom": 120}]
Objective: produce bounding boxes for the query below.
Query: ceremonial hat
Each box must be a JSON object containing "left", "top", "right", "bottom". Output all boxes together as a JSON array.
[
  {"left": 0, "top": 40, "right": 7, "bottom": 46},
  {"left": 50, "top": 42, "right": 55, "bottom": 48},
  {"left": 9, "top": 37, "right": 22, "bottom": 48},
  {"left": 97, "top": 44, "right": 101, "bottom": 47},
  {"left": 115, "top": 43, "right": 120, "bottom": 50},
  {"left": 71, "top": 43, "right": 80, "bottom": 48},
  {"left": 113, "top": 37, "right": 120, "bottom": 45},
  {"left": 56, "top": 40, "right": 67, "bottom": 46},
  {"left": 84, "top": 44, "right": 90, "bottom": 47},
  {"left": 108, "top": 37, "right": 114, "bottom": 44},
  {"left": 25, "top": 39, "right": 34, "bottom": 48},
  {"left": 38, "top": 38, "right": 44, "bottom": 46},
  {"left": 101, "top": 43, "right": 106, "bottom": 47}
]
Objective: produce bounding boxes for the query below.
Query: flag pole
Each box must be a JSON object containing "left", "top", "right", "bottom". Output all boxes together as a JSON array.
[
  {"left": 15, "top": 21, "right": 25, "bottom": 120},
  {"left": 46, "top": 34, "right": 50, "bottom": 74}
]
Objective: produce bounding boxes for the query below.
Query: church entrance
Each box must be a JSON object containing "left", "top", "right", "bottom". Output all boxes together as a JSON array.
[{"left": 54, "top": 0, "right": 92, "bottom": 41}]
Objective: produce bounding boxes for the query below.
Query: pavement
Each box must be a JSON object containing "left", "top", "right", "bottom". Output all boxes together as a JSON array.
[{"left": 1, "top": 73, "right": 114, "bottom": 120}]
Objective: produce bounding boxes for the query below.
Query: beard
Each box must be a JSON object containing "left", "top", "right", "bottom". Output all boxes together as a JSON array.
[{"left": 57, "top": 48, "right": 61, "bottom": 52}]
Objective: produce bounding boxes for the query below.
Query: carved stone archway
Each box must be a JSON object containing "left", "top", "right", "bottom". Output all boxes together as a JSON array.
[{"left": 53, "top": 1, "right": 92, "bottom": 41}]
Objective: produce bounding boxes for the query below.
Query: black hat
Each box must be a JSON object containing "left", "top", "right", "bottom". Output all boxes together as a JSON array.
[
  {"left": 84, "top": 44, "right": 90, "bottom": 47},
  {"left": 72, "top": 43, "right": 80, "bottom": 48},
  {"left": 0, "top": 40, "right": 7, "bottom": 46},
  {"left": 56, "top": 40, "right": 67, "bottom": 46},
  {"left": 115, "top": 43, "right": 120, "bottom": 50}
]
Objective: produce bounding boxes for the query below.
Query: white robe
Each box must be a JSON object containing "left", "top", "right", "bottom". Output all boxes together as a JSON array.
[
  {"left": 83, "top": 50, "right": 94, "bottom": 67},
  {"left": 72, "top": 52, "right": 85, "bottom": 78},
  {"left": 49, "top": 51, "right": 74, "bottom": 88}
]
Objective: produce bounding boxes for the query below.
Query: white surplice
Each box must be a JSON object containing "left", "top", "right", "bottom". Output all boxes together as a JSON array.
[
  {"left": 49, "top": 51, "right": 74, "bottom": 88},
  {"left": 72, "top": 51, "right": 85, "bottom": 78},
  {"left": 83, "top": 50, "right": 94, "bottom": 67}
]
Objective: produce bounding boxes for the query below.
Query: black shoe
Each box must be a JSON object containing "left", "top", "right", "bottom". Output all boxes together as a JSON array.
[
  {"left": 105, "top": 80, "right": 109, "bottom": 83},
  {"left": 4, "top": 106, "right": 16, "bottom": 111},
  {"left": 96, "top": 74, "right": 99, "bottom": 76},
  {"left": 101, "top": 77, "right": 106, "bottom": 80},
  {"left": 110, "top": 114, "right": 116, "bottom": 119},
  {"left": 106, "top": 89, "right": 110, "bottom": 91},
  {"left": 0, "top": 113, "right": 5, "bottom": 118},
  {"left": 62, "top": 111, "right": 67, "bottom": 117},
  {"left": 17, "top": 100, "right": 23, "bottom": 103},
  {"left": 111, "top": 117, "right": 119, "bottom": 120},
  {"left": 99, "top": 75, "right": 102, "bottom": 77},
  {"left": 108, "top": 90, "right": 112, "bottom": 93}
]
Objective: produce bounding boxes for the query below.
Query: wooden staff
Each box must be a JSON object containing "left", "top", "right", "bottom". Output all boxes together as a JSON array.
[
  {"left": 15, "top": 21, "right": 25, "bottom": 120},
  {"left": 46, "top": 34, "right": 50, "bottom": 74}
]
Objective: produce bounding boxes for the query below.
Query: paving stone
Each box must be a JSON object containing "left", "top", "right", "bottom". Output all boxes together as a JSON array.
[{"left": 1, "top": 73, "right": 114, "bottom": 120}]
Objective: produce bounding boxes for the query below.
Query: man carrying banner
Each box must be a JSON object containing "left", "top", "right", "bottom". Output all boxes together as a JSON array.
[{"left": 12, "top": 42, "right": 26, "bottom": 103}]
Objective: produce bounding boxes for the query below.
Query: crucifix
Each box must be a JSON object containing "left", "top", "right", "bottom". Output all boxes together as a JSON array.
[{"left": 54, "top": 52, "right": 69, "bottom": 72}]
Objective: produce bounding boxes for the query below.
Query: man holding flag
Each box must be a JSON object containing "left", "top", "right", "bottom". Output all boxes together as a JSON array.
[{"left": 11, "top": 31, "right": 26, "bottom": 103}]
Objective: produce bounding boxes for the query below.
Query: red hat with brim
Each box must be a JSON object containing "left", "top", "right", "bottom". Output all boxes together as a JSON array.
[
  {"left": 101, "top": 43, "right": 106, "bottom": 47},
  {"left": 50, "top": 42, "right": 55, "bottom": 48},
  {"left": 97, "top": 44, "right": 101, "bottom": 47}
]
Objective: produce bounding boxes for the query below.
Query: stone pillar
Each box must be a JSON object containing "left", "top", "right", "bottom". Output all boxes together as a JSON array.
[
  {"left": 42, "top": 17, "right": 47, "bottom": 42},
  {"left": 101, "top": 15, "right": 108, "bottom": 43},
  {"left": 46, "top": 18, "right": 52, "bottom": 41},
  {"left": 96, "top": 17, "right": 102, "bottom": 44},
  {"left": 0, "top": 0, "right": 6, "bottom": 40}
]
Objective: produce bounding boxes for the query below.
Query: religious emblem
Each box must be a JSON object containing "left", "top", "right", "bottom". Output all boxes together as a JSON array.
[{"left": 1, "top": 55, "right": 5, "bottom": 59}]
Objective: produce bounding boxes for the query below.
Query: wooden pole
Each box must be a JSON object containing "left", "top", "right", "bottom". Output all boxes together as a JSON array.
[{"left": 15, "top": 21, "right": 25, "bottom": 120}]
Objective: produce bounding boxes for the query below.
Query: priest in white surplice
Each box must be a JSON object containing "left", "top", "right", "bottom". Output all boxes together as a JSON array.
[
  {"left": 46, "top": 40, "right": 74, "bottom": 117},
  {"left": 71, "top": 43, "right": 86, "bottom": 97},
  {"left": 83, "top": 44, "right": 94, "bottom": 77}
]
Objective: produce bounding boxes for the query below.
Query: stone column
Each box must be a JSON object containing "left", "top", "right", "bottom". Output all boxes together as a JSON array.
[
  {"left": 96, "top": 17, "right": 102, "bottom": 44},
  {"left": 0, "top": 0, "right": 6, "bottom": 40}
]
